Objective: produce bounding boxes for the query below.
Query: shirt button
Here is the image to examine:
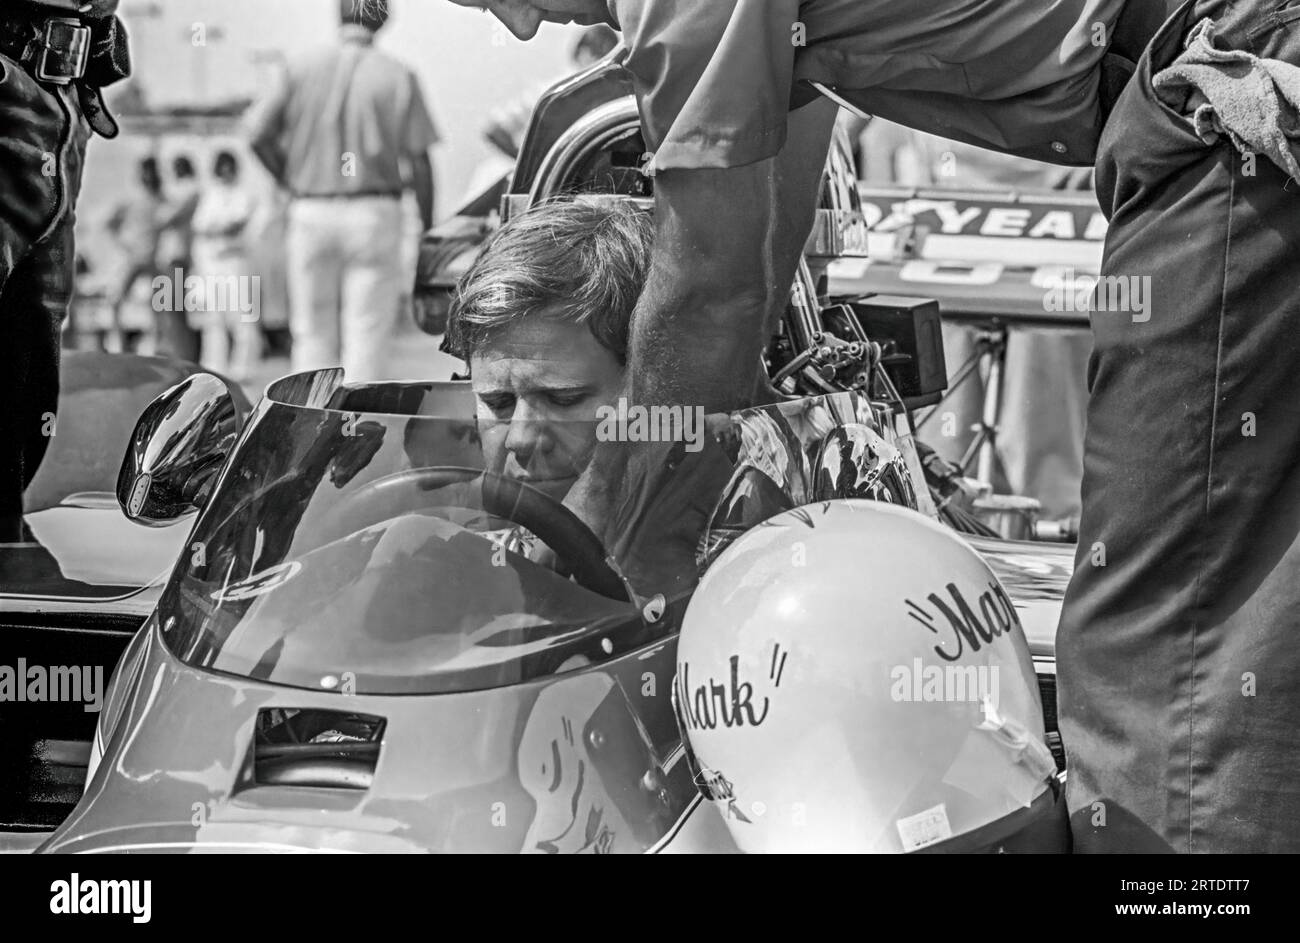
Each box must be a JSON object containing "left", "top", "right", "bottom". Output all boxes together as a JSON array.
[{"left": 1051, "top": 141, "right": 1068, "bottom": 155}]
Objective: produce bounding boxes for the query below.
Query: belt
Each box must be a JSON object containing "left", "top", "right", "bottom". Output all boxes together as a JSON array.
[
  {"left": 294, "top": 191, "right": 403, "bottom": 200},
  {"left": 0, "top": 6, "right": 131, "bottom": 136},
  {"left": 0, "top": 13, "right": 91, "bottom": 85}
]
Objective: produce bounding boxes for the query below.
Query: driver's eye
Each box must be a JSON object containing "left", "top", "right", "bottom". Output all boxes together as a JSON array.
[
  {"left": 480, "top": 393, "right": 516, "bottom": 416},
  {"left": 546, "top": 391, "right": 588, "bottom": 408}
]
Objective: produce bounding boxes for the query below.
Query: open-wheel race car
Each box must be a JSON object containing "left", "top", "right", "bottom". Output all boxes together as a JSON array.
[{"left": 3, "top": 51, "right": 1083, "bottom": 854}]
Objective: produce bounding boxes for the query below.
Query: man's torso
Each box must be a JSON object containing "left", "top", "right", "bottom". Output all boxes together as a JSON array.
[
  {"left": 613, "top": 0, "right": 1143, "bottom": 170},
  {"left": 279, "top": 30, "right": 418, "bottom": 197},
  {"left": 796, "top": 0, "right": 1129, "bottom": 164}
]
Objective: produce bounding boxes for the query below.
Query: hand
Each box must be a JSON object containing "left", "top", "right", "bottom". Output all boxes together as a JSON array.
[{"left": 564, "top": 436, "right": 733, "bottom": 605}]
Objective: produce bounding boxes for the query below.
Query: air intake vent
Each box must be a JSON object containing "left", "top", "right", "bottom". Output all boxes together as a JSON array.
[{"left": 245, "top": 708, "right": 385, "bottom": 791}]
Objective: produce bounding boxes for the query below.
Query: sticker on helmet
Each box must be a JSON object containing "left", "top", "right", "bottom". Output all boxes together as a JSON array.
[{"left": 896, "top": 803, "right": 953, "bottom": 851}]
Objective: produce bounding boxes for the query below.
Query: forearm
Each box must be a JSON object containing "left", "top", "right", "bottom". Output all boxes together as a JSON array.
[
  {"left": 628, "top": 266, "right": 775, "bottom": 414},
  {"left": 629, "top": 99, "right": 837, "bottom": 414},
  {"left": 567, "top": 100, "right": 837, "bottom": 579},
  {"left": 409, "top": 154, "right": 435, "bottom": 231},
  {"left": 250, "top": 140, "right": 287, "bottom": 188}
]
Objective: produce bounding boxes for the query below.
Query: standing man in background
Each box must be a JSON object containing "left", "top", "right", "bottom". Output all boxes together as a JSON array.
[
  {"left": 246, "top": 0, "right": 438, "bottom": 382},
  {"left": 0, "top": 0, "right": 130, "bottom": 541}
]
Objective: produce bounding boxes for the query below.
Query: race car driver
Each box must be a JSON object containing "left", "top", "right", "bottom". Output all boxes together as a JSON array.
[
  {"left": 448, "top": 198, "right": 652, "bottom": 508},
  {"left": 450, "top": 0, "right": 1300, "bottom": 853},
  {"left": 446, "top": 197, "right": 656, "bottom": 560}
]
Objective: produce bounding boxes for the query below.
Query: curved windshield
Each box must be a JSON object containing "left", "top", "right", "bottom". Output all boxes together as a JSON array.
[{"left": 159, "top": 371, "right": 929, "bottom": 694}]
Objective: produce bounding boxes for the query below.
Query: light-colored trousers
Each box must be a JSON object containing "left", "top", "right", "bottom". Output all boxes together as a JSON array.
[
  {"left": 287, "top": 197, "right": 403, "bottom": 383},
  {"left": 191, "top": 243, "right": 260, "bottom": 381}
]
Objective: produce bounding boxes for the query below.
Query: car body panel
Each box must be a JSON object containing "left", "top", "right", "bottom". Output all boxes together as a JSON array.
[
  {"left": 46, "top": 616, "right": 732, "bottom": 854},
  {"left": 0, "top": 353, "right": 248, "bottom": 835}
]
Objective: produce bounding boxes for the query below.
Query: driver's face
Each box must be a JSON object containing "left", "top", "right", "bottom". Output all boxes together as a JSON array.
[
  {"left": 471, "top": 314, "right": 624, "bottom": 502},
  {"left": 447, "top": 0, "right": 615, "bottom": 40}
]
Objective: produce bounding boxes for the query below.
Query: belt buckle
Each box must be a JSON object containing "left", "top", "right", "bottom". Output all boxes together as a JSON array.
[{"left": 36, "top": 17, "right": 90, "bottom": 86}]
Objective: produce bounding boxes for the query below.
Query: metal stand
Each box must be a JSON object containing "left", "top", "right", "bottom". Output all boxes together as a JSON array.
[{"left": 918, "top": 325, "right": 1008, "bottom": 483}]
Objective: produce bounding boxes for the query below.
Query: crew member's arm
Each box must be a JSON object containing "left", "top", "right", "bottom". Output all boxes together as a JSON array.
[
  {"left": 567, "top": 100, "right": 836, "bottom": 596},
  {"left": 408, "top": 152, "right": 436, "bottom": 233},
  {"left": 631, "top": 96, "right": 838, "bottom": 413},
  {"left": 245, "top": 71, "right": 291, "bottom": 188},
  {"left": 402, "top": 71, "right": 440, "bottom": 232},
  {"left": 565, "top": 0, "right": 826, "bottom": 589}
]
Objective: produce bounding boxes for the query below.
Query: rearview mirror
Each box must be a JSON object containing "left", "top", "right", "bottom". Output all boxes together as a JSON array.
[{"left": 117, "top": 373, "right": 242, "bottom": 526}]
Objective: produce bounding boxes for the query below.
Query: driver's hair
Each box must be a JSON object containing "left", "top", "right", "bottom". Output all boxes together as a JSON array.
[{"left": 449, "top": 198, "right": 652, "bottom": 365}]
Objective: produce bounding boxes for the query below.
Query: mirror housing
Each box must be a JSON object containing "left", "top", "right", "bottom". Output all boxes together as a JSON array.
[{"left": 117, "top": 373, "right": 243, "bottom": 526}]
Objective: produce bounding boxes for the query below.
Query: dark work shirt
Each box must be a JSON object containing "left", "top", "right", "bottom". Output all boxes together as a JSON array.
[{"left": 611, "top": 0, "right": 1128, "bottom": 170}]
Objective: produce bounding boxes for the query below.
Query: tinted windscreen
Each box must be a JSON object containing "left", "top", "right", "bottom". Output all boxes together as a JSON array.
[{"left": 159, "top": 375, "right": 925, "bottom": 694}]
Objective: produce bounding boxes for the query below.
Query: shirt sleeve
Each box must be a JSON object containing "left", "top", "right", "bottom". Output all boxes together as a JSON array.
[
  {"left": 242, "top": 68, "right": 290, "bottom": 155},
  {"left": 612, "top": 0, "right": 800, "bottom": 174},
  {"left": 402, "top": 73, "right": 441, "bottom": 157}
]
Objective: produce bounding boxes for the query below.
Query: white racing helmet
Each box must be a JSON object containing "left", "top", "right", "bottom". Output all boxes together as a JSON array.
[{"left": 674, "top": 501, "right": 1064, "bottom": 853}]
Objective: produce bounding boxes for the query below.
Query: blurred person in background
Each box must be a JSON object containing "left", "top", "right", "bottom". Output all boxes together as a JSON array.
[
  {"left": 246, "top": 0, "right": 439, "bottom": 383},
  {"left": 104, "top": 156, "right": 168, "bottom": 353},
  {"left": 154, "top": 154, "right": 202, "bottom": 360},
  {"left": 842, "top": 114, "right": 928, "bottom": 187},
  {"left": 159, "top": 155, "right": 200, "bottom": 273},
  {"left": 190, "top": 151, "right": 260, "bottom": 382}
]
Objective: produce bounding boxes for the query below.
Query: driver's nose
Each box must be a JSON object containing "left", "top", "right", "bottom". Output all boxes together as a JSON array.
[{"left": 503, "top": 404, "right": 552, "bottom": 471}]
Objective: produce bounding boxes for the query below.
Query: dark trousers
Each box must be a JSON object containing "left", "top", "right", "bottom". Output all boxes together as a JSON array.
[
  {"left": 1060, "top": 0, "right": 1300, "bottom": 852},
  {"left": 0, "top": 56, "right": 88, "bottom": 540}
]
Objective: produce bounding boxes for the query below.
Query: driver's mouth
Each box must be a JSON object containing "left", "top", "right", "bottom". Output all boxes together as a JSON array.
[{"left": 513, "top": 473, "right": 579, "bottom": 500}]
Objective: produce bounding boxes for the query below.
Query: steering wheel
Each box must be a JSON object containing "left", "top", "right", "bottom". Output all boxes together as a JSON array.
[{"left": 320, "top": 466, "right": 629, "bottom": 601}]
